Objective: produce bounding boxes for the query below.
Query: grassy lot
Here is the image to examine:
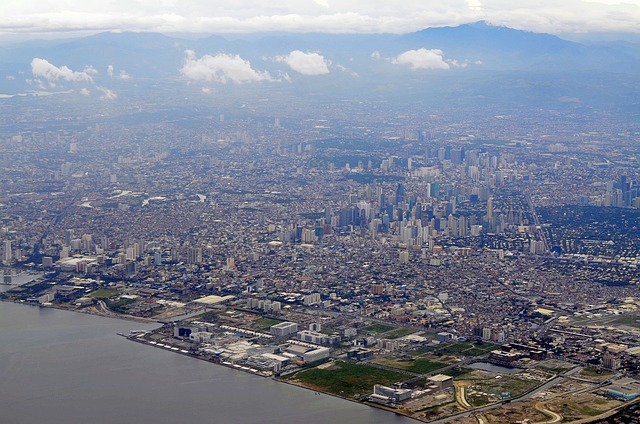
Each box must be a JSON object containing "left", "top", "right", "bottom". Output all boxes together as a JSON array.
[
  {"left": 106, "top": 297, "right": 136, "bottom": 312},
  {"left": 255, "top": 317, "right": 284, "bottom": 328},
  {"left": 435, "top": 341, "right": 496, "bottom": 356},
  {"left": 374, "top": 356, "right": 449, "bottom": 374},
  {"left": 464, "top": 374, "right": 540, "bottom": 407},
  {"left": 88, "top": 289, "right": 119, "bottom": 299},
  {"left": 442, "top": 367, "right": 473, "bottom": 378},
  {"left": 578, "top": 367, "right": 614, "bottom": 381},
  {"left": 613, "top": 314, "right": 640, "bottom": 329},
  {"left": 363, "top": 323, "right": 395, "bottom": 334},
  {"left": 285, "top": 360, "right": 407, "bottom": 398},
  {"left": 536, "top": 360, "right": 576, "bottom": 375},
  {"left": 409, "top": 348, "right": 433, "bottom": 357},
  {"left": 385, "top": 327, "right": 419, "bottom": 339}
]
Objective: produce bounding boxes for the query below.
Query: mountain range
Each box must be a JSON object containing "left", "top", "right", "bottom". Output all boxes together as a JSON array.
[{"left": 0, "top": 22, "right": 638, "bottom": 111}]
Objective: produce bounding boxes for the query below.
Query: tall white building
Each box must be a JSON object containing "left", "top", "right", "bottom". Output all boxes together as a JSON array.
[{"left": 3, "top": 240, "right": 12, "bottom": 265}]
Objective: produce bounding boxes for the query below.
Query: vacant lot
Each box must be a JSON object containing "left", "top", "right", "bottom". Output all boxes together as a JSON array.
[{"left": 284, "top": 360, "right": 407, "bottom": 398}]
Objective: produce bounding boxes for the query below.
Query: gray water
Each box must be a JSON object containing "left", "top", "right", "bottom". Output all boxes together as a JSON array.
[{"left": 0, "top": 301, "right": 412, "bottom": 424}]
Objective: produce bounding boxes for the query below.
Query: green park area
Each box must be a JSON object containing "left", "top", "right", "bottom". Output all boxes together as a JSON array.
[
  {"left": 363, "top": 323, "right": 395, "bottom": 334},
  {"left": 88, "top": 289, "right": 119, "bottom": 299},
  {"left": 433, "top": 341, "right": 496, "bottom": 356},
  {"left": 255, "top": 317, "right": 284, "bottom": 329},
  {"left": 373, "top": 355, "right": 451, "bottom": 374},
  {"left": 362, "top": 324, "right": 420, "bottom": 339},
  {"left": 284, "top": 360, "right": 407, "bottom": 398}
]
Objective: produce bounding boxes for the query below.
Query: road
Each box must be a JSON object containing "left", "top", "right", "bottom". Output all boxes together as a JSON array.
[
  {"left": 534, "top": 402, "right": 562, "bottom": 424},
  {"left": 455, "top": 382, "right": 471, "bottom": 409},
  {"left": 525, "top": 191, "right": 550, "bottom": 253},
  {"left": 426, "top": 376, "right": 565, "bottom": 424}
]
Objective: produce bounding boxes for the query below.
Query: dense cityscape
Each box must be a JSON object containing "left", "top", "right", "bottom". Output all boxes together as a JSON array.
[{"left": 1, "top": 79, "right": 639, "bottom": 422}]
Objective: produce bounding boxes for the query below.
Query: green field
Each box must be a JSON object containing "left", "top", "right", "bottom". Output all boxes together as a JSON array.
[
  {"left": 88, "top": 289, "right": 119, "bottom": 299},
  {"left": 385, "top": 328, "right": 419, "bottom": 339},
  {"left": 435, "top": 342, "right": 496, "bottom": 356},
  {"left": 374, "top": 357, "right": 449, "bottom": 374},
  {"left": 286, "top": 360, "right": 407, "bottom": 398},
  {"left": 613, "top": 314, "right": 640, "bottom": 329},
  {"left": 408, "top": 348, "right": 433, "bottom": 357},
  {"left": 442, "top": 367, "right": 472, "bottom": 378},
  {"left": 578, "top": 367, "right": 614, "bottom": 381},
  {"left": 361, "top": 324, "right": 419, "bottom": 339},
  {"left": 106, "top": 297, "right": 136, "bottom": 312},
  {"left": 363, "top": 323, "right": 395, "bottom": 334},
  {"left": 255, "top": 317, "right": 284, "bottom": 328}
]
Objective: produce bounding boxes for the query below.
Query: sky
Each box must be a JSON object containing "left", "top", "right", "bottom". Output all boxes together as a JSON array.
[{"left": 1, "top": 0, "right": 640, "bottom": 39}]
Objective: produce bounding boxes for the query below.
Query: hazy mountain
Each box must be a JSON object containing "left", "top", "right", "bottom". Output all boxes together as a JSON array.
[{"left": 0, "top": 22, "right": 638, "bottom": 112}]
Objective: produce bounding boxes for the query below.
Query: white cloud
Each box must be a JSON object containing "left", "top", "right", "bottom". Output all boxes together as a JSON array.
[
  {"left": 371, "top": 50, "right": 381, "bottom": 60},
  {"left": 1, "top": 1, "right": 640, "bottom": 36},
  {"left": 276, "top": 50, "right": 330, "bottom": 76},
  {"left": 107, "top": 64, "right": 114, "bottom": 77},
  {"left": 97, "top": 86, "right": 117, "bottom": 100},
  {"left": 180, "top": 50, "right": 274, "bottom": 84},
  {"left": 119, "top": 70, "right": 131, "bottom": 80},
  {"left": 467, "top": 0, "right": 483, "bottom": 11},
  {"left": 392, "top": 48, "right": 450, "bottom": 70},
  {"left": 31, "top": 58, "right": 94, "bottom": 82},
  {"left": 446, "top": 59, "right": 468, "bottom": 68},
  {"left": 335, "top": 64, "right": 358, "bottom": 77},
  {"left": 79, "top": 87, "right": 90, "bottom": 96}
]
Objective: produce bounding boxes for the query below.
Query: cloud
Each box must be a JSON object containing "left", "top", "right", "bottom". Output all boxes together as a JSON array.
[
  {"left": 446, "top": 59, "right": 468, "bottom": 68},
  {"left": 79, "top": 87, "right": 90, "bottom": 96},
  {"left": 107, "top": 65, "right": 131, "bottom": 79},
  {"left": 371, "top": 51, "right": 381, "bottom": 60},
  {"left": 392, "top": 48, "right": 450, "bottom": 70},
  {"left": 97, "top": 86, "right": 117, "bottom": 100},
  {"left": 276, "top": 50, "right": 330, "bottom": 76},
  {"left": 335, "top": 64, "right": 359, "bottom": 77},
  {"left": 467, "top": 0, "right": 483, "bottom": 11},
  {"left": 2, "top": 1, "right": 640, "bottom": 37},
  {"left": 31, "top": 58, "right": 94, "bottom": 82},
  {"left": 180, "top": 50, "right": 274, "bottom": 84}
]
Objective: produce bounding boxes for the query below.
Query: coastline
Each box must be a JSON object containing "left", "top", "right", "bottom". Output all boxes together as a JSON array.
[
  {"left": 0, "top": 298, "right": 158, "bottom": 324},
  {"left": 123, "top": 327, "right": 422, "bottom": 422},
  {"left": 3, "top": 299, "right": 635, "bottom": 424}
]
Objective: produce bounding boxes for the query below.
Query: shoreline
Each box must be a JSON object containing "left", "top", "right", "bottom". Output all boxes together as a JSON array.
[
  {"left": 0, "top": 298, "right": 159, "bottom": 324},
  {"left": 3, "top": 298, "right": 635, "bottom": 423},
  {"left": 124, "top": 329, "right": 422, "bottom": 422}
]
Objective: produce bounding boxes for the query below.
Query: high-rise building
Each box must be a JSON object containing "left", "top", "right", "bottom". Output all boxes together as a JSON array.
[
  {"left": 3, "top": 240, "right": 12, "bottom": 265},
  {"left": 399, "top": 250, "right": 409, "bottom": 264},
  {"left": 187, "top": 247, "right": 203, "bottom": 265},
  {"left": 603, "top": 352, "right": 621, "bottom": 371},
  {"left": 226, "top": 256, "right": 235, "bottom": 270}
]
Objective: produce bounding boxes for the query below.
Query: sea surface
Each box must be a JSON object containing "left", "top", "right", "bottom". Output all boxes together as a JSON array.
[{"left": 0, "top": 301, "right": 413, "bottom": 424}]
